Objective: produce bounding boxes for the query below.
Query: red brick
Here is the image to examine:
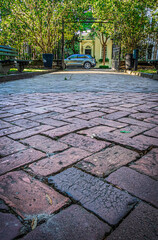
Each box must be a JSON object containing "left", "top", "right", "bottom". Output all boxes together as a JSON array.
[
  {"left": 143, "top": 126, "right": 158, "bottom": 138},
  {"left": 106, "top": 167, "right": 158, "bottom": 207},
  {"left": 106, "top": 111, "right": 130, "bottom": 120},
  {"left": 34, "top": 117, "right": 68, "bottom": 127},
  {"left": 60, "top": 133, "right": 109, "bottom": 152},
  {"left": 90, "top": 118, "right": 128, "bottom": 128},
  {"left": 0, "top": 119, "right": 13, "bottom": 129},
  {"left": 12, "top": 119, "right": 40, "bottom": 129},
  {"left": 65, "top": 117, "right": 97, "bottom": 127},
  {"left": 130, "top": 148, "right": 158, "bottom": 180},
  {"left": 107, "top": 203, "right": 158, "bottom": 240},
  {"left": 43, "top": 123, "right": 89, "bottom": 139},
  {"left": 133, "top": 135, "right": 158, "bottom": 147},
  {"left": 77, "top": 111, "right": 104, "bottom": 120},
  {"left": 0, "top": 136, "right": 26, "bottom": 156},
  {"left": 8, "top": 125, "right": 54, "bottom": 140},
  {"left": 22, "top": 205, "right": 110, "bottom": 240},
  {"left": 130, "top": 112, "right": 154, "bottom": 120},
  {"left": 21, "top": 135, "right": 68, "bottom": 153},
  {"left": 0, "top": 212, "right": 23, "bottom": 240},
  {"left": 0, "top": 126, "right": 24, "bottom": 137},
  {"left": 113, "top": 125, "right": 148, "bottom": 137},
  {"left": 0, "top": 200, "right": 9, "bottom": 210},
  {"left": 0, "top": 112, "right": 14, "bottom": 118},
  {"left": 50, "top": 167, "right": 137, "bottom": 225},
  {"left": 145, "top": 117, "right": 158, "bottom": 124},
  {"left": 118, "top": 117, "right": 156, "bottom": 128},
  {"left": 3, "top": 112, "right": 36, "bottom": 122},
  {"left": 99, "top": 108, "right": 117, "bottom": 114},
  {"left": 0, "top": 171, "right": 70, "bottom": 219},
  {"left": 0, "top": 148, "right": 45, "bottom": 175},
  {"left": 76, "top": 146, "right": 139, "bottom": 177},
  {"left": 95, "top": 132, "right": 148, "bottom": 151},
  {"left": 78, "top": 125, "right": 115, "bottom": 137},
  {"left": 28, "top": 147, "right": 91, "bottom": 176},
  {"left": 53, "top": 111, "right": 82, "bottom": 120},
  {"left": 7, "top": 108, "right": 27, "bottom": 114}
]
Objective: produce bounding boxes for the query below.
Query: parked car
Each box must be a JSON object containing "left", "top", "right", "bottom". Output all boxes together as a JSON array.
[{"left": 64, "top": 54, "right": 96, "bottom": 69}]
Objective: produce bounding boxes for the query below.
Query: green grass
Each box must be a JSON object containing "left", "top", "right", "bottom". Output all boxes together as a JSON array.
[
  {"left": 10, "top": 68, "right": 48, "bottom": 73},
  {"left": 137, "top": 69, "right": 157, "bottom": 74}
]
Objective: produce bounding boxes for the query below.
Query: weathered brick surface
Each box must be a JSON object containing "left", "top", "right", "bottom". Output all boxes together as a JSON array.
[
  {"left": 23, "top": 204, "right": 111, "bottom": 240},
  {"left": 60, "top": 133, "right": 109, "bottom": 152},
  {"left": 7, "top": 108, "right": 27, "bottom": 114},
  {"left": 95, "top": 132, "right": 148, "bottom": 151},
  {"left": 65, "top": 117, "right": 98, "bottom": 127},
  {"left": 106, "top": 167, "right": 158, "bottom": 207},
  {"left": 0, "top": 200, "right": 9, "bottom": 210},
  {"left": 3, "top": 112, "right": 36, "bottom": 122},
  {"left": 0, "top": 119, "right": 12, "bottom": 129},
  {"left": 90, "top": 118, "right": 128, "bottom": 128},
  {"left": 0, "top": 136, "right": 26, "bottom": 156},
  {"left": 130, "top": 112, "right": 154, "bottom": 120},
  {"left": 9, "top": 125, "right": 54, "bottom": 140},
  {"left": 112, "top": 125, "right": 148, "bottom": 137},
  {"left": 12, "top": 119, "right": 40, "bottom": 129},
  {"left": 28, "top": 147, "right": 91, "bottom": 176},
  {"left": 21, "top": 135, "right": 68, "bottom": 153},
  {"left": 50, "top": 167, "right": 137, "bottom": 225},
  {"left": 133, "top": 135, "right": 158, "bottom": 147},
  {"left": 53, "top": 111, "right": 82, "bottom": 120},
  {"left": 34, "top": 117, "right": 68, "bottom": 127},
  {"left": 77, "top": 111, "right": 104, "bottom": 120},
  {"left": 76, "top": 146, "right": 139, "bottom": 177},
  {"left": 0, "top": 212, "right": 23, "bottom": 240},
  {"left": 130, "top": 148, "right": 158, "bottom": 180},
  {"left": 78, "top": 125, "right": 115, "bottom": 137},
  {"left": 0, "top": 126, "right": 24, "bottom": 137},
  {"left": 107, "top": 203, "right": 158, "bottom": 240},
  {"left": 43, "top": 124, "right": 88, "bottom": 139},
  {"left": 118, "top": 117, "right": 156, "bottom": 128},
  {"left": 0, "top": 171, "right": 70, "bottom": 219},
  {"left": 106, "top": 111, "right": 130, "bottom": 120},
  {"left": 143, "top": 126, "right": 158, "bottom": 138},
  {"left": 0, "top": 149, "right": 45, "bottom": 175}
]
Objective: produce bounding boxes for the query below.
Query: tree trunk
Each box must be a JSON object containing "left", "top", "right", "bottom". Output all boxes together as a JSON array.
[{"left": 102, "top": 44, "right": 106, "bottom": 66}]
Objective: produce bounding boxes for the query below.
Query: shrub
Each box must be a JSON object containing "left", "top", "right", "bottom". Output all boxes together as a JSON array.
[
  {"left": 99, "top": 65, "right": 110, "bottom": 69},
  {"left": 99, "top": 58, "right": 109, "bottom": 63}
]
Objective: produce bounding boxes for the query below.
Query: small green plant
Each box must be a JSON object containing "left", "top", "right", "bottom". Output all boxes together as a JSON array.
[
  {"left": 99, "top": 58, "right": 109, "bottom": 63},
  {"left": 99, "top": 65, "right": 109, "bottom": 69}
]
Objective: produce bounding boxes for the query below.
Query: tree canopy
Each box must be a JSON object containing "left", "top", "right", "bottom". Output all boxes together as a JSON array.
[{"left": 0, "top": 0, "right": 157, "bottom": 58}]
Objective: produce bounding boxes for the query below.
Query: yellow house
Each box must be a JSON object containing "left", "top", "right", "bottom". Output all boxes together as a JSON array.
[{"left": 79, "top": 31, "right": 113, "bottom": 68}]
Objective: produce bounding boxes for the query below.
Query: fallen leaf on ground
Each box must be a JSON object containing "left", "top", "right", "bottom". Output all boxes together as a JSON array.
[
  {"left": 46, "top": 194, "right": 53, "bottom": 205},
  {"left": 31, "top": 217, "right": 37, "bottom": 230}
]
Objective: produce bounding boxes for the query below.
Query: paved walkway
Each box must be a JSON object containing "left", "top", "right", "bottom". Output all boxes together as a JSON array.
[
  {"left": 0, "top": 70, "right": 158, "bottom": 240},
  {"left": 0, "top": 69, "right": 158, "bottom": 94}
]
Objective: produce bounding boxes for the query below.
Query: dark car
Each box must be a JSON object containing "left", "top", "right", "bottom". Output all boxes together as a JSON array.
[{"left": 64, "top": 54, "right": 96, "bottom": 69}]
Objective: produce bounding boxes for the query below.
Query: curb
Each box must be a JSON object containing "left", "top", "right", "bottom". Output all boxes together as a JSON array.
[
  {"left": 123, "top": 70, "right": 158, "bottom": 80},
  {"left": 0, "top": 68, "right": 61, "bottom": 82}
]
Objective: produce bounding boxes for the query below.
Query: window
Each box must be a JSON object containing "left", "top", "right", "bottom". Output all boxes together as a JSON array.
[
  {"left": 78, "top": 55, "right": 88, "bottom": 58},
  {"left": 69, "top": 55, "right": 77, "bottom": 59}
]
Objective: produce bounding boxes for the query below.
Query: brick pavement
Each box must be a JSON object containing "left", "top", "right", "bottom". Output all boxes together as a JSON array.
[{"left": 0, "top": 92, "right": 158, "bottom": 239}]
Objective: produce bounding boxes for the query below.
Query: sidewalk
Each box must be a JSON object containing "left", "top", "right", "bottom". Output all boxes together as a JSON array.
[{"left": 0, "top": 92, "right": 158, "bottom": 240}]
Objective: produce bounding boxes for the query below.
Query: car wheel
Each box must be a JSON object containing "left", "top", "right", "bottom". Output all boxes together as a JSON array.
[{"left": 84, "top": 62, "right": 91, "bottom": 69}]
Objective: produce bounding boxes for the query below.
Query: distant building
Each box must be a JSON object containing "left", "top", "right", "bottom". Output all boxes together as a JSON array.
[{"left": 79, "top": 30, "right": 113, "bottom": 68}]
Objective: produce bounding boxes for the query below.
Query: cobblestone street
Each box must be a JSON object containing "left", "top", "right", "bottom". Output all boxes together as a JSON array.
[{"left": 0, "top": 70, "right": 158, "bottom": 239}]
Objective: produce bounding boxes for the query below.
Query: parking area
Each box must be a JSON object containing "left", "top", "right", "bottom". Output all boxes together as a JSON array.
[{"left": 0, "top": 69, "right": 158, "bottom": 94}]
